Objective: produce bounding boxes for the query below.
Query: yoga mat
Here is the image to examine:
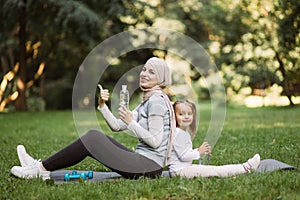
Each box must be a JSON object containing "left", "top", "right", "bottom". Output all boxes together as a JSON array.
[
  {"left": 51, "top": 159, "right": 298, "bottom": 184},
  {"left": 51, "top": 170, "right": 170, "bottom": 184},
  {"left": 257, "top": 159, "right": 298, "bottom": 173}
]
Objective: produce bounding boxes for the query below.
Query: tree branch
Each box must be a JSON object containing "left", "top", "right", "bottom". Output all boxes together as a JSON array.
[{"left": 0, "top": 63, "right": 19, "bottom": 103}]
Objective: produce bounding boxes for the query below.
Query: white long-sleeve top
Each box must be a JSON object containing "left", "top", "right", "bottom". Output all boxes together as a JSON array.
[
  {"left": 98, "top": 94, "right": 171, "bottom": 167},
  {"left": 168, "top": 128, "right": 200, "bottom": 172}
]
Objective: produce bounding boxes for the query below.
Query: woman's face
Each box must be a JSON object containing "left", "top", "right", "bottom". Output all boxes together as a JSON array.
[{"left": 139, "top": 64, "right": 159, "bottom": 89}]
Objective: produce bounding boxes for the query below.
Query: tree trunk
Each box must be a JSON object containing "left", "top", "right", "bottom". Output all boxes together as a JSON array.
[
  {"left": 15, "top": 0, "right": 27, "bottom": 110},
  {"left": 275, "top": 52, "right": 295, "bottom": 106}
]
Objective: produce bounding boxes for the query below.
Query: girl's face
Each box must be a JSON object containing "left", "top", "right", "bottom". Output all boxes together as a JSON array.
[
  {"left": 139, "top": 64, "right": 159, "bottom": 89},
  {"left": 175, "top": 103, "right": 194, "bottom": 131}
]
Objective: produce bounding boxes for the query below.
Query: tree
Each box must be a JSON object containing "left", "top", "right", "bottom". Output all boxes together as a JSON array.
[
  {"left": 148, "top": 0, "right": 299, "bottom": 106},
  {"left": 2, "top": 0, "right": 298, "bottom": 110},
  {"left": 1, "top": 0, "right": 158, "bottom": 111},
  {"left": 196, "top": 0, "right": 300, "bottom": 105},
  {"left": 273, "top": 0, "right": 300, "bottom": 105},
  {"left": 0, "top": 0, "right": 103, "bottom": 111}
]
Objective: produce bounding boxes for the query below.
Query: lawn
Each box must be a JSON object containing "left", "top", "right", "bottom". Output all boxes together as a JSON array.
[{"left": 1, "top": 104, "right": 299, "bottom": 200}]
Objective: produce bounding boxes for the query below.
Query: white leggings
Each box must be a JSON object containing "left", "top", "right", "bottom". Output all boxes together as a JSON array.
[{"left": 171, "top": 164, "right": 246, "bottom": 178}]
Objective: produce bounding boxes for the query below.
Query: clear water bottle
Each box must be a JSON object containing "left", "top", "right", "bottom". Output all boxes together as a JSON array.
[
  {"left": 120, "top": 85, "right": 129, "bottom": 108},
  {"left": 199, "top": 152, "right": 210, "bottom": 165}
]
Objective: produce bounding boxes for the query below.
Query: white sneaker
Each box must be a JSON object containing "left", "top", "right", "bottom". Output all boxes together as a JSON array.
[
  {"left": 11, "top": 161, "right": 50, "bottom": 180},
  {"left": 243, "top": 154, "right": 261, "bottom": 173},
  {"left": 17, "top": 145, "right": 36, "bottom": 167}
]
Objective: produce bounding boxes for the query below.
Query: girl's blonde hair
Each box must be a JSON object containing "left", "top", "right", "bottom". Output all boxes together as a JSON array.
[{"left": 173, "top": 100, "right": 197, "bottom": 137}]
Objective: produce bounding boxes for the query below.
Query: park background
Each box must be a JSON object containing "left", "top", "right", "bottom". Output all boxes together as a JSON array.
[
  {"left": 1, "top": 0, "right": 299, "bottom": 199},
  {"left": 1, "top": 0, "right": 299, "bottom": 111}
]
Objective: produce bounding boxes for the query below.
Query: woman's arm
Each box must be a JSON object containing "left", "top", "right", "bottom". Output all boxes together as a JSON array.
[
  {"left": 98, "top": 104, "right": 128, "bottom": 131},
  {"left": 119, "top": 95, "right": 166, "bottom": 148},
  {"left": 127, "top": 115, "right": 164, "bottom": 148},
  {"left": 97, "top": 84, "right": 130, "bottom": 131}
]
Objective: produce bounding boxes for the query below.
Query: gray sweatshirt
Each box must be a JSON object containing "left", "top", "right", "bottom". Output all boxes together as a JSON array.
[{"left": 98, "top": 94, "right": 170, "bottom": 167}]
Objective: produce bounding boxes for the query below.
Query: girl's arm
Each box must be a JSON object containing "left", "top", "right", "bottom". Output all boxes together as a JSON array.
[
  {"left": 197, "top": 142, "right": 211, "bottom": 156},
  {"left": 177, "top": 148, "right": 200, "bottom": 162},
  {"left": 173, "top": 131, "right": 200, "bottom": 162}
]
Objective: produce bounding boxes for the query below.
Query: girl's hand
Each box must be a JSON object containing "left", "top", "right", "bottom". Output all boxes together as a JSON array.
[
  {"left": 118, "top": 105, "right": 133, "bottom": 125},
  {"left": 98, "top": 84, "right": 109, "bottom": 108},
  {"left": 198, "top": 142, "right": 211, "bottom": 156}
]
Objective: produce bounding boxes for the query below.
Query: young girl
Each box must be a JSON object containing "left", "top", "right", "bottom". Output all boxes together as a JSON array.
[{"left": 168, "top": 100, "right": 260, "bottom": 178}]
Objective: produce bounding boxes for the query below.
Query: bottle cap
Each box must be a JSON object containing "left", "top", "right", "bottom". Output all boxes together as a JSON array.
[{"left": 122, "top": 85, "right": 127, "bottom": 90}]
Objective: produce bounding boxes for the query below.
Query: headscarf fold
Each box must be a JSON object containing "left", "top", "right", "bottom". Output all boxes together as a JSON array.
[{"left": 140, "top": 57, "right": 175, "bottom": 166}]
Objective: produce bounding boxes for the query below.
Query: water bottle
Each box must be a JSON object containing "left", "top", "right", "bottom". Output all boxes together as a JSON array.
[
  {"left": 120, "top": 85, "right": 129, "bottom": 108},
  {"left": 199, "top": 140, "right": 210, "bottom": 165},
  {"left": 199, "top": 152, "right": 210, "bottom": 165}
]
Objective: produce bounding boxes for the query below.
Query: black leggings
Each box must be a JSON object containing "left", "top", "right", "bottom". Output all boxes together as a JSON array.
[{"left": 42, "top": 130, "right": 163, "bottom": 179}]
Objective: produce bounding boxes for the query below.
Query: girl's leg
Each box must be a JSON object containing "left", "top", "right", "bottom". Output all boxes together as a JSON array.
[
  {"left": 176, "top": 164, "right": 245, "bottom": 178},
  {"left": 174, "top": 154, "right": 260, "bottom": 178},
  {"left": 43, "top": 129, "right": 162, "bottom": 179}
]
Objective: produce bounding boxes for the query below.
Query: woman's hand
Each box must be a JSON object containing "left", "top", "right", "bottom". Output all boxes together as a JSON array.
[
  {"left": 198, "top": 142, "right": 211, "bottom": 156},
  {"left": 118, "top": 105, "right": 133, "bottom": 125},
  {"left": 98, "top": 84, "right": 109, "bottom": 108}
]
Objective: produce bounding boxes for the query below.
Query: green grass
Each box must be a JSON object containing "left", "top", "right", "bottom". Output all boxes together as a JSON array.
[{"left": 1, "top": 104, "right": 299, "bottom": 200}]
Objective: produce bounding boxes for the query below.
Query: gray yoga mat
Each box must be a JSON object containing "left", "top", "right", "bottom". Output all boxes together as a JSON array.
[
  {"left": 256, "top": 159, "right": 298, "bottom": 173},
  {"left": 50, "top": 170, "right": 170, "bottom": 183},
  {"left": 50, "top": 159, "right": 298, "bottom": 183}
]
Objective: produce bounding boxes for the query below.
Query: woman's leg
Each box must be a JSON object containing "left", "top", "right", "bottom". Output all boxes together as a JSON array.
[
  {"left": 42, "top": 137, "right": 92, "bottom": 171},
  {"left": 43, "top": 129, "right": 162, "bottom": 179},
  {"left": 81, "top": 130, "right": 162, "bottom": 179}
]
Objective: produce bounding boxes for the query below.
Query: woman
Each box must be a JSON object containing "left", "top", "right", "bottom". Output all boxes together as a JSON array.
[{"left": 11, "top": 57, "right": 175, "bottom": 180}]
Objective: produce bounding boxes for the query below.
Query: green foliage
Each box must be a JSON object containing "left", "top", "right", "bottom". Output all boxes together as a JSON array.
[
  {"left": 0, "top": 105, "right": 299, "bottom": 199},
  {"left": 207, "top": 0, "right": 300, "bottom": 103},
  {"left": 239, "top": 68, "right": 281, "bottom": 89},
  {"left": 1, "top": 0, "right": 299, "bottom": 109},
  {"left": 27, "top": 97, "right": 46, "bottom": 111}
]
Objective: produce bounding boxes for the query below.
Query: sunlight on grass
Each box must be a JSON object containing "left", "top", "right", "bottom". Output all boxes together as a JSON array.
[{"left": 245, "top": 95, "right": 300, "bottom": 107}]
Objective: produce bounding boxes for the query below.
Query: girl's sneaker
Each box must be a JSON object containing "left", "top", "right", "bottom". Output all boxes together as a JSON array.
[{"left": 243, "top": 154, "right": 261, "bottom": 173}]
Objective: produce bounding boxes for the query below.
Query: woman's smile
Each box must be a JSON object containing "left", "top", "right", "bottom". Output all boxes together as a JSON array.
[{"left": 139, "top": 64, "right": 158, "bottom": 89}]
